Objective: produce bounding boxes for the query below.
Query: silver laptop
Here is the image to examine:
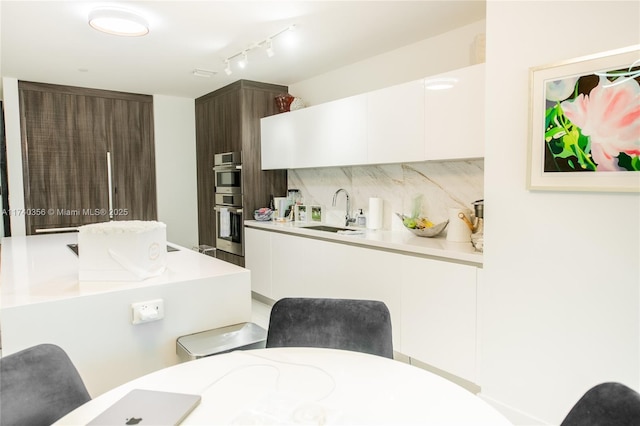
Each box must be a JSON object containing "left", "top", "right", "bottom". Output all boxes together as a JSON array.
[{"left": 87, "top": 389, "right": 201, "bottom": 425}]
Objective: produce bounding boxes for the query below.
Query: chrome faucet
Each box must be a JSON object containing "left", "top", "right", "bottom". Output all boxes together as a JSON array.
[{"left": 332, "top": 188, "right": 356, "bottom": 227}]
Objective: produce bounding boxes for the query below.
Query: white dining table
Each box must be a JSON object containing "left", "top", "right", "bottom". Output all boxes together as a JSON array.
[{"left": 56, "top": 347, "right": 512, "bottom": 425}]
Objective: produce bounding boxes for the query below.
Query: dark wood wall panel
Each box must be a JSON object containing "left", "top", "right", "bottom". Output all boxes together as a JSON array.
[{"left": 18, "top": 81, "right": 156, "bottom": 235}]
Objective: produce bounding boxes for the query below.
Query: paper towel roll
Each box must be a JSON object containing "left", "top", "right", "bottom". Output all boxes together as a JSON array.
[{"left": 367, "top": 197, "right": 383, "bottom": 230}]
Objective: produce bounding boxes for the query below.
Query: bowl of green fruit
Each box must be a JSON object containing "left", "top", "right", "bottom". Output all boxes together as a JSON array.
[{"left": 396, "top": 213, "right": 448, "bottom": 238}]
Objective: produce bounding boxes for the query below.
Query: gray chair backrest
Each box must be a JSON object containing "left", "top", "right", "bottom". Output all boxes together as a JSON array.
[
  {"left": 560, "top": 382, "right": 640, "bottom": 426},
  {"left": 0, "top": 343, "right": 91, "bottom": 426},
  {"left": 266, "top": 297, "right": 394, "bottom": 359}
]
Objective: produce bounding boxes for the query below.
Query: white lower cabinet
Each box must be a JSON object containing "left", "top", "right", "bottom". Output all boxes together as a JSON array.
[
  {"left": 400, "top": 256, "right": 478, "bottom": 383},
  {"left": 245, "top": 227, "right": 479, "bottom": 383},
  {"left": 269, "top": 232, "right": 402, "bottom": 350},
  {"left": 245, "top": 227, "right": 273, "bottom": 297}
]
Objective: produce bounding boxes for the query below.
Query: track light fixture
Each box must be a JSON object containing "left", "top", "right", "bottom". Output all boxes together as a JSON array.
[
  {"left": 223, "top": 25, "right": 296, "bottom": 74},
  {"left": 265, "top": 39, "right": 274, "bottom": 58}
]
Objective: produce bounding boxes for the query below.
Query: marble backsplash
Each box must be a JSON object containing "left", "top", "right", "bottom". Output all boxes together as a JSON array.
[{"left": 287, "top": 159, "right": 484, "bottom": 231}]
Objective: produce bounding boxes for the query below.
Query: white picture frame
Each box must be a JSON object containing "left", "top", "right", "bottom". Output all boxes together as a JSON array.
[{"left": 527, "top": 45, "right": 640, "bottom": 192}]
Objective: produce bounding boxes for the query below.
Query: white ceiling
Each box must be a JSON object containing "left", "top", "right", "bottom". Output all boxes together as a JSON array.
[{"left": 0, "top": 1, "right": 486, "bottom": 99}]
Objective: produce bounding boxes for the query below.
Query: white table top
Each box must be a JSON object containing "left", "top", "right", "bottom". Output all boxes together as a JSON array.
[{"left": 57, "top": 348, "right": 511, "bottom": 425}]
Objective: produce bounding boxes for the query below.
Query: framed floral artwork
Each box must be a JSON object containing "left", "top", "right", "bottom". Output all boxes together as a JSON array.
[{"left": 527, "top": 45, "right": 639, "bottom": 192}]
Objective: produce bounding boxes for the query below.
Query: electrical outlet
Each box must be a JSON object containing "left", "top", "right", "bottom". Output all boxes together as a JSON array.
[{"left": 131, "top": 299, "right": 164, "bottom": 324}]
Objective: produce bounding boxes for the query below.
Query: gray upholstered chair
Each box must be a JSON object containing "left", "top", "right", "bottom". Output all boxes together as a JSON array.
[
  {"left": 560, "top": 382, "right": 640, "bottom": 426},
  {"left": 0, "top": 343, "right": 91, "bottom": 426},
  {"left": 265, "top": 297, "right": 394, "bottom": 359}
]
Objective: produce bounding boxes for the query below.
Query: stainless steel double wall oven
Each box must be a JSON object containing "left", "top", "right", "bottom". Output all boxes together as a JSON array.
[{"left": 213, "top": 152, "right": 244, "bottom": 256}]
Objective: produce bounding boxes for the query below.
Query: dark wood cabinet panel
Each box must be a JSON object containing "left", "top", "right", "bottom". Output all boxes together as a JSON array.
[
  {"left": 110, "top": 98, "right": 157, "bottom": 221},
  {"left": 195, "top": 80, "right": 288, "bottom": 256},
  {"left": 195, "top": 100, "right": 215, "bottom": 246},
  {"left": 213, "top": 90, "right": 241, "bottom": 155},
  {"left": 214, "top": 249, "right": 245, "bottom": 267},
  {"left": 18, "top": 81, "right": 156, "bottom": 235},
  {"left": 240, "top": 84, "right": 288, "bottom": 220}
]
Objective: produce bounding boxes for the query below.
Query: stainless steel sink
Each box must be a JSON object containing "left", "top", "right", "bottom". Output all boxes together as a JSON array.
[{"left": 303, "top": 225, "right": 350, "bottom": 233}]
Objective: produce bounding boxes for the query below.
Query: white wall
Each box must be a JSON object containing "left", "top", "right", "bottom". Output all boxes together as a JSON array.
[
  {"left": 153, "top": 95, "right": 198, "bottom": 249},
  {"left": 289, "top": 20, "right": 486, "bottom": 105},
  {"left": 1, "top": 77, "right": 26, "bottom": 236},
  {"left": 481, "top": 1, "right": 640, "bottom": 425}
]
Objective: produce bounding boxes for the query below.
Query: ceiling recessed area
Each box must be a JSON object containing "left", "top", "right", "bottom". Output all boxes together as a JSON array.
[{"left": 0, "top": 1, "right": 486, "bottom": 98}]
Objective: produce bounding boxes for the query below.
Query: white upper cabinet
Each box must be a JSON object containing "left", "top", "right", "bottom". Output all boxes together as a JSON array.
[
  {"left": 261, "top": 63, "right": 485, "bottom": 169},
  {"left": 293, "top": 94, "right": 368, "bottom": 168},
  {"left": 261, "top": 94, "right": 367, "bottom": 169},
  {"left": 260, "top": 111, "right": 294, "bottom": 170},
  {"left": 424, "top": 63, "right": 485, "bottom": 160},
  {"left": 367, "top": 80, "right": 425, "bottom": 165}
]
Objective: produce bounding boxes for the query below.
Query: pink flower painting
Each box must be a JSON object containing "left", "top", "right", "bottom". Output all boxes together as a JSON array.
[{"left": 543, "top": 63, "right": 640, "bottom": 172}]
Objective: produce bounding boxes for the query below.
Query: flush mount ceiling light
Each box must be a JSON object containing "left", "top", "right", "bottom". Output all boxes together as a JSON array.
[
  {"left": 89, "top": 8, "right": 149, "bottom": 37},
  {"left": 223, "top": 24, "right": 296, "bottom": 74},
  {"left": 424, "top": 77, "right": 459, "bottom": 90}
]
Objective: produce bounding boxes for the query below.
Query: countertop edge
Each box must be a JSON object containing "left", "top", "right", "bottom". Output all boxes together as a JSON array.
[{"left": 244, "top": 220, "right": 483, "bottom": 266}]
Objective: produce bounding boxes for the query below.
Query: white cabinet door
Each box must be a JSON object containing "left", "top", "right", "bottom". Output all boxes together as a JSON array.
[
  {"left": 290, "top": 94, "right": 367, "bottom": 168},
  {"left": 424, "top": 63, "right": 485, "bottom": 160},
  {"left": 367, "top": 80, "right": 425, "bottom": 164},
  {"left": 260, "top": 113, "right": 294, "bottom": 170},
  {"left": 269, "top": 232, "right": 402, "bottom": 349},
  {"left": 401, "top": 256, "right": 478, "bottom": 382},
  {"left": 244, "top": 227, "right": 273, "bottom": 298},
  {"left": 260, "top": 94, "right": 367, "bottom": 169}
]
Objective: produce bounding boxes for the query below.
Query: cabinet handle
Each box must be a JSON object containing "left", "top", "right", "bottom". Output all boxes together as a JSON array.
[
  {"left": 106, "top": 151, "right": 114, "bottom": 220},
  {"left": 35, "top": 227, "right": 79, "bottom": 233},
  {"left": 214, "top": 206, "right": 243, "bottom": 214}
]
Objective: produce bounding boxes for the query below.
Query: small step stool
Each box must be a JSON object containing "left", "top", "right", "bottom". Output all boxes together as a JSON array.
[{"left": 176, "top": 322, "right": 267, "bottom": 362}]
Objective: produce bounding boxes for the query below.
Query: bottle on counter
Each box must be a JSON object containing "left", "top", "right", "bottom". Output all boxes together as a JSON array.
[{"left": 356, "top": 209, "right": 367, "bottom": 227}]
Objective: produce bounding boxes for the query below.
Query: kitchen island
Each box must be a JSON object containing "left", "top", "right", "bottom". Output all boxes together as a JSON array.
[{"left": 0, "top": 233, "right": 251, "bottom": 396}]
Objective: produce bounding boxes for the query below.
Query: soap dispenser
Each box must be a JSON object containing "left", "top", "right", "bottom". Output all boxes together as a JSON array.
[{"left": 356, "top": 209, "right": 366, "bottom": 227}]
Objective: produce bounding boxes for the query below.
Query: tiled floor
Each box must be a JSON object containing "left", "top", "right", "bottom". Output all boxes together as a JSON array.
[{"left": 250, "top": 297, "right": 273, "bottom": 330}]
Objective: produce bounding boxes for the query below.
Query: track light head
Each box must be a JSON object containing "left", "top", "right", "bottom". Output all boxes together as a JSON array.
[
  {"left": 238, "top": 51, "right": 248, "bottom": 69},
  {"left": 265, "top": 39, "right": 275, "bottom": 57}
]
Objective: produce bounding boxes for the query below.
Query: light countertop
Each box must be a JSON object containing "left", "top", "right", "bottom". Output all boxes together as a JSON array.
[
  {"left": 0, "top": 233, "right": 248, "bottom": 309},
  {"left": 245, "top": 220, "right": 483, "bottom": 266}
]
